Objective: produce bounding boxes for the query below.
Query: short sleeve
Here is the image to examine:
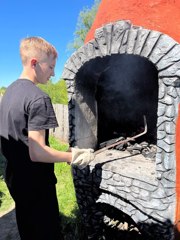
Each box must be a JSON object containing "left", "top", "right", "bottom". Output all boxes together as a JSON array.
[{"left": 28, "top": 97, "right": 58, "bottom": 131}]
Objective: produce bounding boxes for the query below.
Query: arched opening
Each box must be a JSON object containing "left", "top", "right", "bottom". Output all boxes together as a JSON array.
[
  {"left": 75, "top": 54, "right": 158, "bottom": 149},
  {"left": 95, "top": 54, "right": 158, "bottom": 145}
]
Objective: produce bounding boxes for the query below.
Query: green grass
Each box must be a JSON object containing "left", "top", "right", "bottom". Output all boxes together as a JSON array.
[
  {"left": 49, "top": 136, "right": 84, "bottom": 239},
  {"left": 48, "top": 136, "right": 78, "bottom": 216},
  {"left": 0, "top": 136, "right": 84, "bottom": 239},
  {"left": 0, "top": 154, "right": 14, "bottom": 213}
]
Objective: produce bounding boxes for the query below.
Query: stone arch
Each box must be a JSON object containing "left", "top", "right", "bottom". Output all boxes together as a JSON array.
[
  {"left": 63, "top": 19, "right": 180, "bottom": 172},
  {"left": 62, "top": 20, "right": 180, "bottom": 238}
]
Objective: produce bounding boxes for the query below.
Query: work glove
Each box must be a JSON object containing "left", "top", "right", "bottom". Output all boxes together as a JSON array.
[{"left": 71, "top": 147, "right": 95, "bottom": 169}]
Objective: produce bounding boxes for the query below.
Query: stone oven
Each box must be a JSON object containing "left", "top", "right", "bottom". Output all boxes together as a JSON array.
[{"left": 61, "top": 1, "right": 180, "bottom": 239}]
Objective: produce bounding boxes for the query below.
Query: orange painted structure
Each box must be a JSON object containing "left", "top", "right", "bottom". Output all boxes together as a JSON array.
[
  {"left": 85, "top": 0, "right": 180, "bottom": 44},
  {"left": 85, "top": 0, "right": 180, "bottom": 234}
]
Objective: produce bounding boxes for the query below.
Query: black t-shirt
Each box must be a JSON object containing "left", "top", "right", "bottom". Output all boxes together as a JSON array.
[{"left": 0, "top": 79, "right": 59, "bottom": 188}]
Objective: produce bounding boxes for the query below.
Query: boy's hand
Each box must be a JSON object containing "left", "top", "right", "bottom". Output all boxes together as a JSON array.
[{"left": 71, "top": 148, "right": 95, "bottom": 169}]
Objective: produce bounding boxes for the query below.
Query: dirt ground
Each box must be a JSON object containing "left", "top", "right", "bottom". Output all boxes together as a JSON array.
[
  {"left": 0, "top": 206, "right": 142, "bottom": 240},
  {"left": 0, "top": 205, "right": 20, "bottom": 240}
]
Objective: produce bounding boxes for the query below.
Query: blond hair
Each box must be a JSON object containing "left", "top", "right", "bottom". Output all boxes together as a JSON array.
[{"left": 20, "top": 36, "right": 58, "bottom": 65}]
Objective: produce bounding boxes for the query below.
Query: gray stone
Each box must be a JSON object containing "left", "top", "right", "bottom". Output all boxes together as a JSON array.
[
  {"left": 156, "top": 161, "right": 166, "bottom": 172},
  {"left": 140, "top": 30, "right": 161, "bottom": 58},
  {"left": 163, "top": 170, "right": 176, "bottom": 182},
  {"left": 157, "top": 102, "right": 166, "bottom": 117},
  {"left": 139, "top": 189, "right": 150, "bottom": 199},
  {"left": 161, "top": 195, "right": 175, "bottom": 204},
  {"left": 132, "top": 210, "right": 149, "bottom": 222},
  {"left": 163, "top": 77, "right": 179, "bottom": 87},
  {"left": 163, "top": 135, "right": 175, "bottom": 145},
  {"left": 107, "top": 185, "right": 117, "bottom": 193},
  {"left": 151, "top": 185, "right": 167, "bottom": 199},
  {"left": 117, "top": 186, "right": 131, "bottom": 193},
  {"left": 156, "top": 153, "right": 162, "bottom": 164},
  {"left": 157, "top": 116, "right": 168, "bottom": 128},
  {"left": 131, "top": 186, "right": 140, "bottom": 194},
  {"left": 165, "top": 121, "right": 176, "bottom": 135},
  {"left": 126, "top": 26, "right": 139, "bottom": 54},
  {"left": 115, "top": 189, "right": 127, "bottom": 199},
  {"left": 160, "top": 95, "right": 174, "bottom": 105},
  {"left": 112, "top": 174, "right": 132, "bottom": 187},
  {"left": 158, "top": 130, "right": 166, "bottom": 140},
  {"left": 112, "top": 173, "right": 121, "bottom": 182},
  {"left": 165, "top": 105, "right": 175, "bottom": 118},
  {"left": 100, "top": 181, "right": 108, "bottom": 190},
  {"left": 133, "top": 179, "right": 158, "bottom": 191},
  {"left": 124, "top": 177, "right": 132, "bottom": 187},
  {"left": 76, "top": 45, "right": 89, "bottom": 64},
  {"left": 95, "top": 27, "right": 108, "bottom": 56},
  {"left": 71, "top": 52, "right": 83, "bottom": 69},
  {"left": 159, "top": 60, "right": 180, "bottom": 78},
  {"left": 161, "top": 177, "right": 176, "bottom": 188},
  {"left": 133, "top": 28, "right": 150, "bottom": 55},
  {"left": 158, "top": 82, "right": 166, "bottom": 99},
  {"left": 164, "top": 187, "right": 175, "bottom": 197},
  {"left": 102, "top": 170, "right": 113, "bottom": 180},
  {"left": 156, "top": 205, "right": 175, "bottom": 222},
  {"left": 61, "top": 67, "right": 76, "bottom": 80},
  {"left": 149, "top": 34, "right": 177, "bottom": 64},
  {"left": 158, "top": 139, "right": 174, "bottom": 153},
  {"left": 138, "top": 198, "right": 168, "bottom": 210},
  {"left": 116, "top": 198, "right": 127, "bottom": 208},
  {"left": 111, "top": 20, "right": 131, "bottom": 54},
  {"left": 167, "top": 86, "right": 178, "bottom": 98},
  {"left": 87, "top": 40, "right": 102, "bottom": 58},
  {"left": 64, "top": 57, "right": 78, "bottom": 72},
  {"left": 103, "top": 23, "right": 113, "bottom": 55},
  {"left": 85, "top": 41, "right": 97, "bottom": 58},
  {"left": 156, "top": 44, "right": 180, "bottom": 70},
  {"left": 132, "top": 192, "right": 140, "bottom": 200},
  {"left": 119, "top": 29, "right": 129, "bottom": 54}
]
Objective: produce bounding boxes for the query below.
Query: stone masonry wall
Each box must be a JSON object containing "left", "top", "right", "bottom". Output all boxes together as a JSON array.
[{"left": 62, "top": 20, "right": 180, "bottom": 239}]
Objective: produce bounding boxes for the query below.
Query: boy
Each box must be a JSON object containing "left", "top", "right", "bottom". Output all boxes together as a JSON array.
[{"left": 0, "top": 37, "right": 94, "bottom": 239}]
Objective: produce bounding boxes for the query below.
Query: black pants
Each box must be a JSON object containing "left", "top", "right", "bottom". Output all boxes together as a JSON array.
[{"left": 8, "top": 184, "right": 61, "bottom": 240}]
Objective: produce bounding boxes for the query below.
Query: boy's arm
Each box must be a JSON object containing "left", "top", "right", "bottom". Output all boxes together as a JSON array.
[{"left": 28, "top": 129, "right": 72, "bottom": 163}]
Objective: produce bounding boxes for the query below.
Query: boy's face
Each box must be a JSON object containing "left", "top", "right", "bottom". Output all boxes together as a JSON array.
[{"left": 35, "top": 54, "right": 56, "bottom": 84}]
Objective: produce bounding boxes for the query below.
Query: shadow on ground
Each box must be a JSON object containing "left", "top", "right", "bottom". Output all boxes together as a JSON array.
[
  {"left": 0, "top": 208, "right": 20, "bottom": 240},
  {"left": 59, "top": 207, "right": 86, "bottom": 240},
  {"left": 0, "top": 206, "right": 86, "bottom": 240}
]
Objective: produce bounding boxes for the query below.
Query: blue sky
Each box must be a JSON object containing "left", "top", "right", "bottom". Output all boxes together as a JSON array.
[{"left": 0, "top": 0, "right": 95, "bottom": 87}]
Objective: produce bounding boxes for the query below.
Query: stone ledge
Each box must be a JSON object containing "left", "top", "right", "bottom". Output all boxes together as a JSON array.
[{"left": 91, "top": 149, "right": 157, "bottom": 184}]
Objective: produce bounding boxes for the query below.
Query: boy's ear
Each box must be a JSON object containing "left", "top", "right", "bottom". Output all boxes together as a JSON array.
[{"left": 31, "top": 59, "right": 37, "bottom": 67}]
